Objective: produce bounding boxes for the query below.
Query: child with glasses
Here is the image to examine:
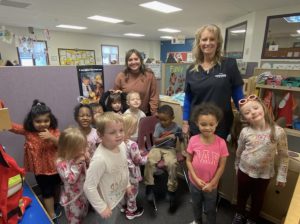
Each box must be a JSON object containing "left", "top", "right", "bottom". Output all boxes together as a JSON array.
[{"left": 232, "top": 95, "right": 289, "bottom": 224}]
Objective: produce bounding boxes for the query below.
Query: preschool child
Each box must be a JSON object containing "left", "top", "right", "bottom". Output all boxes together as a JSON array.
[
  {"left": 121, "top": 114, "right": 147, "bottom": 220},
  {"left": 8, "top": 99, "right": 61, "bottom": 220},
  {"left": 101, "top": 91, "right": 127, "bottom": 114},
  {"left": 74, "top": 103, "right": 101, "bottom": 158},
  {"left": 232, "top": 95, "right": 289, "bottom": 224},
  {"left": 186, "top": 103, "right": 228, "bottom": 224},
  {"left": 83, "top": 112, "right": 131, "bottom": 224},
  {"left": 123, "top": 91, "right": 146, "bottom": 141},
  {"left": 56, "top": 127, "right": 89, "bottom": 224},
  {"left": 144, "top": 104, "right": 183, "bottom": 213},
  {"left": 90, "top": 103, "right": 104, "bottom": 119}
]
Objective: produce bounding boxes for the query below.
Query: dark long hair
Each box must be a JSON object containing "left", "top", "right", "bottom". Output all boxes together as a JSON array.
[
  {"left": 124, "top": 49, "right": 150, "bottom": 81},
  {"left": 23, "top": 99, "right": 58, "bottom": 132}
]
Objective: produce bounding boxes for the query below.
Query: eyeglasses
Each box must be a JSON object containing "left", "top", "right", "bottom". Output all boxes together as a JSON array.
[{"left": 238, "top": 94, "right": 258, "bottom": 108}]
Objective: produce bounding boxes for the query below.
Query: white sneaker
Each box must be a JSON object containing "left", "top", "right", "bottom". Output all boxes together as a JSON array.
[{"left": 189, "top": 221, "right": 198, "bottom": 224}]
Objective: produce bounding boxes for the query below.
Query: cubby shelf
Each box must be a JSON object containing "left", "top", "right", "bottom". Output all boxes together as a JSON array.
[
  {"left": 284, "top": 128, "right": 300, "bottom": 138},
  {"left": 256, "top": 84, "right": 300, "bottom": 92}
]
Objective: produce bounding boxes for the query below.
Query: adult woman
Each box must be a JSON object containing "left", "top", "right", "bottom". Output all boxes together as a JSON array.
[
  {"left": 183, "top": 24, "right": 244, "bottom": 139},
  {"left": 114, "top": 49, "right": 159, "bottom": 115}
]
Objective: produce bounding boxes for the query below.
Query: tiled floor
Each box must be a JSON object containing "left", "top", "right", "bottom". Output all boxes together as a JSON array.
[{"left": 55, "top": 174, "right": 273, "bottom": 224}]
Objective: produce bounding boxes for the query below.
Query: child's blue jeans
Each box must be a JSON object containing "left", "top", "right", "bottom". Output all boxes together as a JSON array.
[{"left": 189, "top": 183, "right": 217, "bottom": 224}]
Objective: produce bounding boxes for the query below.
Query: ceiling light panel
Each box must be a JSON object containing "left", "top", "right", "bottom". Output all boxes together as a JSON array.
[
  {"left": 158, "top": 28, "right": 181, "bottom": 33},
  {"left": 139, "top": 1, "right": 182, "bottom": 13},
  {"left": 56, "top": 25, "right": 87, "bottom": 30},
  {"left": 160, "top": 36, "right": 173, "bottom": 39},
  {"left": 124, "top": 33, "right": 145, "bottom": 37},
  {"left": 87, "top": 15, "right": 124, "bottom": 23}
]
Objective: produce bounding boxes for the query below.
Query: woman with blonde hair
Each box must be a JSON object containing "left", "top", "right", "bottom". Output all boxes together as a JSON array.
[{"left": 182, "top": 24, "right": 244, "bottom": 139}]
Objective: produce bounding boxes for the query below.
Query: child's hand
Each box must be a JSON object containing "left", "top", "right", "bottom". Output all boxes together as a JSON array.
[
  {"left": 38, "top": 129, "right": 54, "bottom": 140},
  {"left": 126, "top": 185, "right": 134, "bottom": 196},
  {"left": 100, "top": 207, "right": 112, "bottom": 219},
  {"left": 276, "top": 181, "right": 286, "bottom": 187},
  {"left": 195, "top": 178, "right": 206, "bottom": 189},
  {"left": 202, "top": 182, "right": 215, "bottom": 192}
]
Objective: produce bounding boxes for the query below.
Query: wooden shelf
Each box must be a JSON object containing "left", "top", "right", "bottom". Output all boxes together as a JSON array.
[
  {"left": 285, "top": 128, "right": 300, "bottom": 138},
  {"left": 256, "top": 84, "right": 300, "bottom": 92}
]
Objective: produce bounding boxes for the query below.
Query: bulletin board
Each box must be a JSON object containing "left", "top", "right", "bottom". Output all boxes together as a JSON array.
[{"left": 58, "top": 48, "right": 96, "bottom": 65}]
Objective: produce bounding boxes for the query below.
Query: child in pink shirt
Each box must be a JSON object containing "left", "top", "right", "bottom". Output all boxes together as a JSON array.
[{"left": 186, "top": 103, "right": 228, "bottom": 224}]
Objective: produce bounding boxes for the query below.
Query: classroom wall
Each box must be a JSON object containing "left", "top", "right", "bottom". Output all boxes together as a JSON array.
[
  {"left": 0, "top": 25, "right": 161, "bottom": 65},
  {"left": 221, "top": 4, "right": 300, "bottom": 62},
  {"left": 0, "top": 65, "right": 124, "bottom": 185}
]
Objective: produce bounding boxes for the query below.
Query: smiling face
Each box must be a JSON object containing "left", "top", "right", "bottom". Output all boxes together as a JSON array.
[
  {"left": 33, "top": 113, "right": 51, "bottom": 132},
  {"left": 111, "top": 101, "right": 122, "bottom": 112},
  {"left": 240, "top": 100, "right": 265, "bottom": 125},
  {"left": 127, "top": 92, "right": 141, "bottom": 109},
  {"left": 100, "top": 121, "right": 124, "bottom": 150},
  {"left": 199, "top": 29, "right": 217, "bottom": 57},
  {"left": 196, "top": 114, "right": 218, "bottom": 138},
  {"left": 77, "top": 107, "right": 92, "bottom": 129},
  {"left": 127, "top": 53, "right": 141, "bottom": 73}
]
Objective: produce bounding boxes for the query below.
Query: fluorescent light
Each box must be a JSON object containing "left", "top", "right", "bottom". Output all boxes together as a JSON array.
[
  {"left": 139, "top": 1, "right": 182, "bottom": 13},
  {"left": 124, "top": 33, "right": 145, "bottom": 37},
  {"left": 158, "top": 28, "right": 181, "bottom": 33},
  {"left": 290, "top": 34, "right": 300, "bottom": 37},
  {"left": 284, "top": 16, "right": 300, "bottom": 23},
  {"left": 56, "top": 25, "right": 87, "bottom": 30},
  {"left": 231, "top": 29, "right": 246, "bottom": 34},
  {"left": 87, "top": 15, "right": 123, "bottom": 23},
  {"left": 160, "top": 36, "right": 173, "bottom": 39}
]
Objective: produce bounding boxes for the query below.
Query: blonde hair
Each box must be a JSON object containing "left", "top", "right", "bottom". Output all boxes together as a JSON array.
[
  {"left": 57, "top": 127, "right": 87, "bottom": 160},
  {"left": 94, "top": 112, "right": 123, "bottom": 135},
  {"left": 126, "top": 91, "right": 141, "bottom": 102},
  {"left": 240, "top": 97, "right": 276, "bottom": 143},
  {"left": 192, "top": 24, "right": 223, "bottom": 70},
  {"left": 122, "top": 114, "right": 138, "bottom": 139}
]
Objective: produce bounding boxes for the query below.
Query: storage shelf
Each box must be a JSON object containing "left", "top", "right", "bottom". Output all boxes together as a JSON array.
[
  {"left": 285, "top": 128, "right": 300, "bottom": 138},
  {"left": 256, "top": 84, "right": 300, "bottom": 92}
]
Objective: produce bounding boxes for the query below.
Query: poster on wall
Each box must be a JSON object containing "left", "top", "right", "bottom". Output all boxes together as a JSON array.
[
  {"left": 166, "top": 52, "right": 192, "bottom": 63},
  {"left": 164, "top": 63, "right": 191, "bottom": 96},
  {"left": 77, "top": 65, "right": 104, "bottom": 103},
  {"left": 146, "top": 63, "right": 161, "bottom": 79},
  {"left": 59, "top": 48, "right": 96, "bottom": 65}
]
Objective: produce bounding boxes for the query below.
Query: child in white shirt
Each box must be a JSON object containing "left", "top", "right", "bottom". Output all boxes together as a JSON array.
[
  {"left": 124, "top": 91, "right": 146, "bottom": 141},
  {"left": 83, "top": 112, "right": 131, "bottom": 224}
]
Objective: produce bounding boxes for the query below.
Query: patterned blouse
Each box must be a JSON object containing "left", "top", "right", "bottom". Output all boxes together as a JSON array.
[
  {"left": 235, "top": 125, "right": 289, "bottom": 183},
  {"left": 10, "top": 123, "right": 60, "bottom": 175},
  {"left": 125, "top": 139, "right": 148, "bottom": 184}
]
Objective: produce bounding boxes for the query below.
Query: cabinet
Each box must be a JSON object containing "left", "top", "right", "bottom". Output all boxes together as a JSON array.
[{"left": 254, "top": 68, "right": 300, "bottom": 150}]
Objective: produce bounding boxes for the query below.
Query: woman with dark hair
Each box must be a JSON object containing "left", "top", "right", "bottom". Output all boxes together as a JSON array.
[
  {"left": 183, "top": 24, "right": 244, "bottom": 139},
  {"left": 114, "top": 49, "right": 159, "bottom": 115}
]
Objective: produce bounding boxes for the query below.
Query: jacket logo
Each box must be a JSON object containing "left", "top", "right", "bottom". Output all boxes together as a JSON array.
[{"left": 215, "top": 73, "right": 226, "bottom": 78}]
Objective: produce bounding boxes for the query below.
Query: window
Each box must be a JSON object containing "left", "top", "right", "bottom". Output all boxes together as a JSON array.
[
  {"left": 101, "top": 45, "right": 119, "bottom": 65},
  {"left": 17, "top": 40, "right": 49, "bottom": 66},
  {"left": 224, "top": 22, "right": 247, "bottom": 59},
  {"left": 262, "top": 13, "right": 300, "bottom": 59}
]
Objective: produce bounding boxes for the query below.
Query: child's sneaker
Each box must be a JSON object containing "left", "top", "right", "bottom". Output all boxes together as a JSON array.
[
  {"left": 125, "top": 207, "right": 144, "bottom": 220},
  {"left": 232, "top": 213, "right": 245, "bottom": 224}
]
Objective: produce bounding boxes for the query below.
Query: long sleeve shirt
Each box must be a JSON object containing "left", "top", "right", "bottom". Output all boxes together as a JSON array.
[
  {"left": 114, "top": 70, "right": 159, "bottom": 115},
  {"left": 235, "top": 125, "right": 289, "bottom": 183},
  {"left": 83, "top": 142, "right": 130, "bottom": 214},
  {"left": 10, "top": 123, "right": 60, "bottom": 175}
]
